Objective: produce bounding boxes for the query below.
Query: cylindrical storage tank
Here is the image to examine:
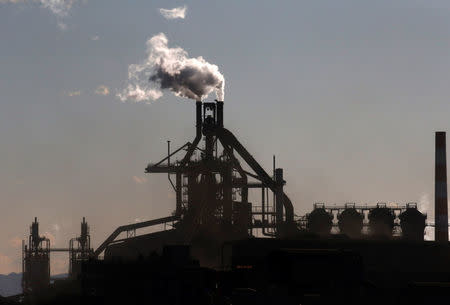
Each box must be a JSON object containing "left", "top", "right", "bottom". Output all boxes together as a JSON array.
[
  {"left": 368, "top": 207, "right": 394, "bottom": 237},
  {"left": 23, "top": 254, "right": 50, "bottom": 293},
  {"left": 307, "top": 208, "right": 333, "bottom": 236},
  {"left": 399, "top": 208, "right": 426, "bottom": 241},
  {"left": 338, "top": 208, "right": 363, "bottom": 238}
]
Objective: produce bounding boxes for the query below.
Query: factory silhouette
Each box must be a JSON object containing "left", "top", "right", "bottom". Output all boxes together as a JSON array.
[{"left": 12, "top": 101, "right": 450, "bottom": 304}]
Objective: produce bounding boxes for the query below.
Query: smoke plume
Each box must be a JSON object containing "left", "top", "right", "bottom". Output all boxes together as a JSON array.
[{"left": 117, "top": 33, "right": 225, "bottom": 103}]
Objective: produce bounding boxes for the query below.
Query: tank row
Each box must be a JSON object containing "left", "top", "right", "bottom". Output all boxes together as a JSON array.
[{"left": 302, "top": 203, "right": 427, "bottom": 240}]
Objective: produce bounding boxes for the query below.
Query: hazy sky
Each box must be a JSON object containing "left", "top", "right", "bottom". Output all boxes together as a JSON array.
[{"left": 1, "top": 0, "right": 450, "bottom": 274}]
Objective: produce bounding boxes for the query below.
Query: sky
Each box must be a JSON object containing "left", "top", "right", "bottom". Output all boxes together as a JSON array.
[{"left": 1, "top": 0, "right": 450, "bottom": 274}]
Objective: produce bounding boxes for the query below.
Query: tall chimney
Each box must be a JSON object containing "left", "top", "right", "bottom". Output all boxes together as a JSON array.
[
  {"left": 435, "top": 131, "right": 448, "bottom": 242},
  {"left": 196, "top": 101, "right": 202, "bottom": 137}
]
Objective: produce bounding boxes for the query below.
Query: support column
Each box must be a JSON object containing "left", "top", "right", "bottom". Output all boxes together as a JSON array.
[
  {"left": 176, "top": 172, "right": 182, "bottom": 216},
  {"left": 275, "top": 168, "right": 284, "bottom": 230},
  {"left": 223, "top": 166, "right": 233, "bottom": 225}
]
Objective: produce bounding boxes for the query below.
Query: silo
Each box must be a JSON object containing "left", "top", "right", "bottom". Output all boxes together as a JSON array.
[
  {"left": 368, "top": 206, "right": 394, "bottom": 237},
  {"left": 399, "top": 204, "right": 426, "bottom": 241},
  {"left": 338, "top": 208, "right": 363, "bottom": 238},
  {"left": 307, "top": 207, "right": 333, "bottom": 236}
]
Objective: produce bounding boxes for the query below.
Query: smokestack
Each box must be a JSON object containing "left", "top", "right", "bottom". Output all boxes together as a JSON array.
[
  {"left": 216, "top": 100, "right": 223, "bottom": 128},
  {"left": 196, "top": 101, "right": 202, "bottom": 137},
  {"left": 435, "top": 131, "right": 448, "bottom": 243}
]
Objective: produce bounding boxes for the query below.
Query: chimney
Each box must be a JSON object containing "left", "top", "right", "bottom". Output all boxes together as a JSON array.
[
  {"left": 196, "top": 101, "right": 202, "bottom": 137},
  {"left": 216, "top": 101, "right": 224, "bottom": 127},
  {"left": 435, "top": 131, "right": 448, "bottom": 243}
]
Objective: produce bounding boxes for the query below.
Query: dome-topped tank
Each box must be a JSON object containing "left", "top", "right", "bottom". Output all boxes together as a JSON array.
[
  {"left": 368, "top": 205, "right": 394, "bottom": 237},
  {"left": 399, "top": 203, "right": 426, "bottom": 241},
  {"left": 338, "top": 208, "right": 363, "bottom": 238},
  {"left": 307, "top": 205, "right": 333, "bottom": 236}
]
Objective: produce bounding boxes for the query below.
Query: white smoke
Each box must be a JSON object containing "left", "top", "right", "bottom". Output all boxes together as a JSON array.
[
  {"left": 117, "top": 33, "right": 225, "bottom": 103},
  {"left": 118, "top": 84, "right": 163, "bottom": 103},
  {"left": 159, "top": 5, "right": 187, "bottom": 20},
  {"left": 419, "top": 192, "right": 434, "bottom": 241},
  {"left": 418, "top": 193, "right": 432, "bottom": 215}
]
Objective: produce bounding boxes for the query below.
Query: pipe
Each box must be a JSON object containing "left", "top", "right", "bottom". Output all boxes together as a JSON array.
[
  {"left": 176, "top": 172, "right": 182, "bottom": 216},
  {"left": 435, "top": 131, "right": 448, "bottom": 243},
  {"left": 275, "top": 168, "right": 284, "bottom": 226},
  {"left": 216, "top": 101, "right": 224, "bottom": 127},
  {"left": 216, "top": 128, "right": 294, "bottom": 223},
  {"left": 262, "top": 187, "right": 265, "bottom": 234},
  {"left": 196, "top": 101, "right": 202, "bottom": 137},
  {"left": 93, "top": 216, "right": 179, "bottom": 257}
]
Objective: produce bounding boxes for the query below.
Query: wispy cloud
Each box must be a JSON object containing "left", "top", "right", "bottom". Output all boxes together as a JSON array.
[
  {"left": 0, "top": 0, "right": 26, "bottom": 4},
  {"left": 95, "top": 85, "right": 110, "bottom": 96},
  {"left": 132, "top": 176, "right": 147, "bottom": 185},
  {"left": 40, "top": 0, "right": 76, "bottom": 18},
  {"left": 1, "top": 0, "right": 84, "bottom": 30},
  {"left": 65, "top": 90, "right": 81, "bottom": 97},
  {"left": 90, "top": 35, "right": 99, "bottom": 41},
  {"left": 159, "top": 5, "right": 187, "bottom": 20},
  {"left": 40, "top": 0, "right": 80, "bottom": 30}
]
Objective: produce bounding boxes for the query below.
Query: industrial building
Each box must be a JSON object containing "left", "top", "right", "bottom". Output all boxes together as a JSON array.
[{"left": 17, "top": 100, "right": 450, "bottom": 304}]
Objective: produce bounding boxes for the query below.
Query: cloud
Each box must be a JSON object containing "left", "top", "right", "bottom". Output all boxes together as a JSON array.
[
  {"left": 159, "top": 5, "right": 187, "bottom": 20},
  {"left": 1, "top": 0, "right": 83, "bottom": 30},
  {"left": 40, "top": 0, "right": 79, "bottom": 30},
  {"left": 1, "top": 0, "right": 76, "bottom": 15},
  {"left": 66, "top": 90, "right": 81, "bottom": 97},
  {"left": 0, "top": 0, "right": 26, "bottom": 3},
  {"left": 95, "top": 85, "right": 110, "bottom": 96},
  {"left": 40, "top": 0, "right": 76, "bottom": 18},
  {"left": 90, "top": 35, "right": 99, "bottom": 41},
  {"left": 132, "top": 176, "right": 147, "bottom": 185},
  {"left": 0, "top": 0, "right": 26, "bottom": 4}
]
